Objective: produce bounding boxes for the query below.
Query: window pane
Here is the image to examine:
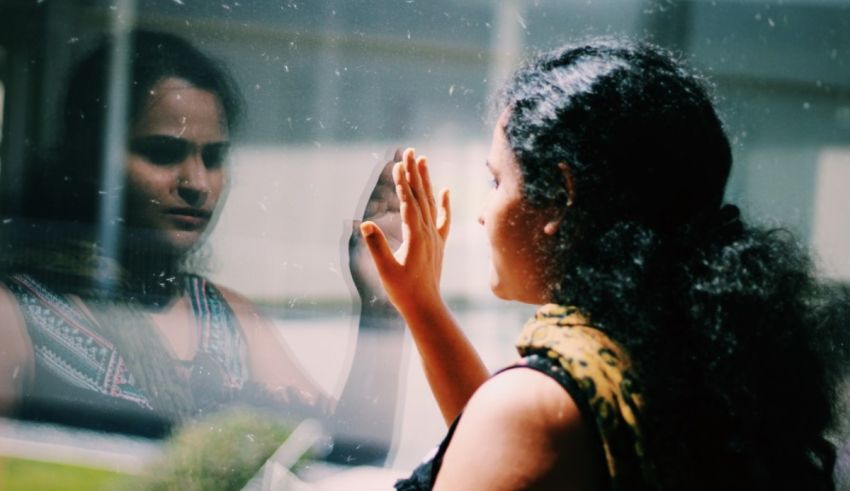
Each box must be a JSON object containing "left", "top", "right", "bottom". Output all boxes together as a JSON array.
[{"left": 0, "top": 0, "right": 848, "bottom": 488}]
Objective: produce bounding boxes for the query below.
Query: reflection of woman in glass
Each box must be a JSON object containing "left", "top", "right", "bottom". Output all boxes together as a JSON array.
[
  {"left": 362, "top": 40, "right": 839, "bottom": 489},
  {"left": 0, "top": 30, "right": 369, "bottom": 437}
]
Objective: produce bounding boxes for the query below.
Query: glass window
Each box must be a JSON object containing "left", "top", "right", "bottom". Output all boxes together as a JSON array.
[{"left": 0, "top": 0, "right": 848, "bottom": 488}]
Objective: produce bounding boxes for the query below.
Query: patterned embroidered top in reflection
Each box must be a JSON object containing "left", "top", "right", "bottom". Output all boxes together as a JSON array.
[{"left": 7, "top": 273, "right": 248, "bottom": 432}]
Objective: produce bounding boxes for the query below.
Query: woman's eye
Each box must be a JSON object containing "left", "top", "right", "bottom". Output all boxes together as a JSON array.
[
  {"left": 130, "top": 137, "right": 190, "bottom": 165},
  {"left": 201, "top": 143, "right": 229, "bottom": 169}
]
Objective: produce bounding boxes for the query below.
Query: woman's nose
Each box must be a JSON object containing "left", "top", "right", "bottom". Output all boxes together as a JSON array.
[{"left": 176, "top": 155, "right": 210, "bottom": 207}]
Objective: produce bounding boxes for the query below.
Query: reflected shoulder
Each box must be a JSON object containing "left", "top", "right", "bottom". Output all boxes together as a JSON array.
[
  {"left": 0, "top": 281, "right": 34, "bottom": 412},
  {"left": 210, "top": 282, "right": 268, "bottom": 328}
]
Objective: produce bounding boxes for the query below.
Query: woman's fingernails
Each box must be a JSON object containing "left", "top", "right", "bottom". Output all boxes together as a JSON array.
[{"left": 360, "top": 222, "right": 374, "bottom": 237}]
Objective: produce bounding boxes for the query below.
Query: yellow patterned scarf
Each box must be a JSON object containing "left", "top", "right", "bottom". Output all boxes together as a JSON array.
[{"left": 516, "top": 304, "right": 653, "bottom": 490}]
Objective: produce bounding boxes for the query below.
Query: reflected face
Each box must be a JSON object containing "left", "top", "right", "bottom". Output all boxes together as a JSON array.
[
  {"left": 124, "top": 77, "right": 229, "bottom": 256},
  {"left": 478, "top": 114, "right": 555, "bottom": 305}
]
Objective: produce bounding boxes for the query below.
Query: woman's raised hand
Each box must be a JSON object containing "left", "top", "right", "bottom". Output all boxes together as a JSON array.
[
  {"left": 361, "top": 148, "right": 486, "bottom": 424},
  {"left": 359, "top": 148, "right": 451, "bottom": 315}
]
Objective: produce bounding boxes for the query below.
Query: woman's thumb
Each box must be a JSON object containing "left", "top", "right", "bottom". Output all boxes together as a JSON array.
[{"left": 360, "top": 222, "right": 397, "bottom": 277}]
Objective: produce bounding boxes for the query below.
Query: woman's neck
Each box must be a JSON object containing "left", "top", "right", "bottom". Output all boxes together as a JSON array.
[{"left": 117, "top": 240, "right": 185, "bottom": 307}]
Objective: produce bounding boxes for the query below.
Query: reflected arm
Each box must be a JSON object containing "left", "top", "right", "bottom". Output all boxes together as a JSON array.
[
  {"left": 0, "top": 283, "right": 34, "bottom": 414},
  {"left": 219, "top": 287, "right": 330, "bottom": 411},
  {"left": 326, "top": 153, "right": 409, "bottom": 465},
  {"left": 328, "top": 297, "right": 405, "bottom": 465}
]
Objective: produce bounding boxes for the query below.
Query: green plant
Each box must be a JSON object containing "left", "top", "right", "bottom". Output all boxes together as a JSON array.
[{"left": 120, "top": 408, "right": 299, "bottom": 491}]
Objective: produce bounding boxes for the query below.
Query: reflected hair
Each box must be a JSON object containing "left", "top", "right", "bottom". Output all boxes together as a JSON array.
[{"left": 498, "top": 38, "right": 839, "bottom": 489}]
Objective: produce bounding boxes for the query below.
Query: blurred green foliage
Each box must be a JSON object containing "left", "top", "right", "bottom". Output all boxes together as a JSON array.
[
  {"left": 0, "top": 457, "right": 124, "bottom": 490},
  {"left": 119, "top": 408, "right": 298, "bottom": 491},
  {"left": 0, "top": 409, "right": 303, "bottom": 491}
]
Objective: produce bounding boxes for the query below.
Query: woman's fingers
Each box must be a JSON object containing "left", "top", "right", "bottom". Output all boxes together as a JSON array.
[
  {"left": 437, "top": 188, "right": 451, "bottom": 240},
  {"left": 360, "top": 222, "right": 399, "bottom": 278},
  {"left": 359, "top": 147, "right": 449, "bottom": 311},
  {"left": 394, "top": 160, "right": 423, "bottom": 234},
  {"left": 403, "top": 149, "right": 432, "bottom": 226},
  {"left": 418, "top": 156, "right": 438, "bottom": 223}
]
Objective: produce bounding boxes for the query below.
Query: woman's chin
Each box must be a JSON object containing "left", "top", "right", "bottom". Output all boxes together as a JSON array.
[
  {"left": 162, "top": 230, "right": 203, "bottom": 255},
  {"left": 125, "top": 227, "right": 201, "bottom": 258},
  {"left": 489, "top": 276, "right": 512, "bottom": 301},
  {"left": 490, "top": 277, "right": 547, "bottom": 305}
]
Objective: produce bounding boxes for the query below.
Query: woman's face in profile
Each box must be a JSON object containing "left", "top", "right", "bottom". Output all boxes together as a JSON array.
[
  {"left": 123, "top": 76, "right": 229, "bottom": 255},
  {"left": 478, "top": 113, "right": 556, "bottom": 305}
]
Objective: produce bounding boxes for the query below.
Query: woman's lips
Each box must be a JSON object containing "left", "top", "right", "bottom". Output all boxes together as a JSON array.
[{"left": 166, "top": 208, "right": 211, "bottom": 229}]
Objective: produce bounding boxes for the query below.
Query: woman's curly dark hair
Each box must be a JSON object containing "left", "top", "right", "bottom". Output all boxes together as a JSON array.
[{"left": 499, "top": 38, "right": 841, "bottom": 490}]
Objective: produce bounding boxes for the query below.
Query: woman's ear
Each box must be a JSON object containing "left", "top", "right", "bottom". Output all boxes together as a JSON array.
[
  {"left": 560, "top": 162, "right": 576, "bottom": 207},
  {"left": 542, "top": 162, "right": 576, "bottom": 236}
]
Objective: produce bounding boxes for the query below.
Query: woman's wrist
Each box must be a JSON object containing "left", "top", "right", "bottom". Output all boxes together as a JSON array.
[{"left": 396, "top": 292, "right": 451, "bottom": 331}]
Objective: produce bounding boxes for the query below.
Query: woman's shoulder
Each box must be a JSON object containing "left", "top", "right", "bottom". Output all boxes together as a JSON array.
[
  {"left": 469, "top": 367, "right": 585, "bottom": 434},
  {"left": 431, "top": 368, "right": 604, "bottom": 490}
]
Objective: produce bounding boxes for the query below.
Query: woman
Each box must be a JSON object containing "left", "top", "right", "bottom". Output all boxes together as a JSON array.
[
  {"left": 360, "top": 39, "right": 840, "bottom": 489},
  {"left": 0, "top": 30, "right": 328, "bottom": 435}
]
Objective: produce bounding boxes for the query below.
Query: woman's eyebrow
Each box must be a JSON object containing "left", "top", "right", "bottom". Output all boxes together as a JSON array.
[
  {"left": 132, "top": 134, "right": 183, "bottom": 142},
  {"left": 133, "top": 135, "right": 229, "bottom": 145}
]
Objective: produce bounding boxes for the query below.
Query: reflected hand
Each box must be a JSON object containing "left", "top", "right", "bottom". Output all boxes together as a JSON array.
[
  {"left": 359, "top": 148, "right": 451, "bottom": 314},
  {"left": 349, "top": 150, "right": 403, "bottom": 303}
]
